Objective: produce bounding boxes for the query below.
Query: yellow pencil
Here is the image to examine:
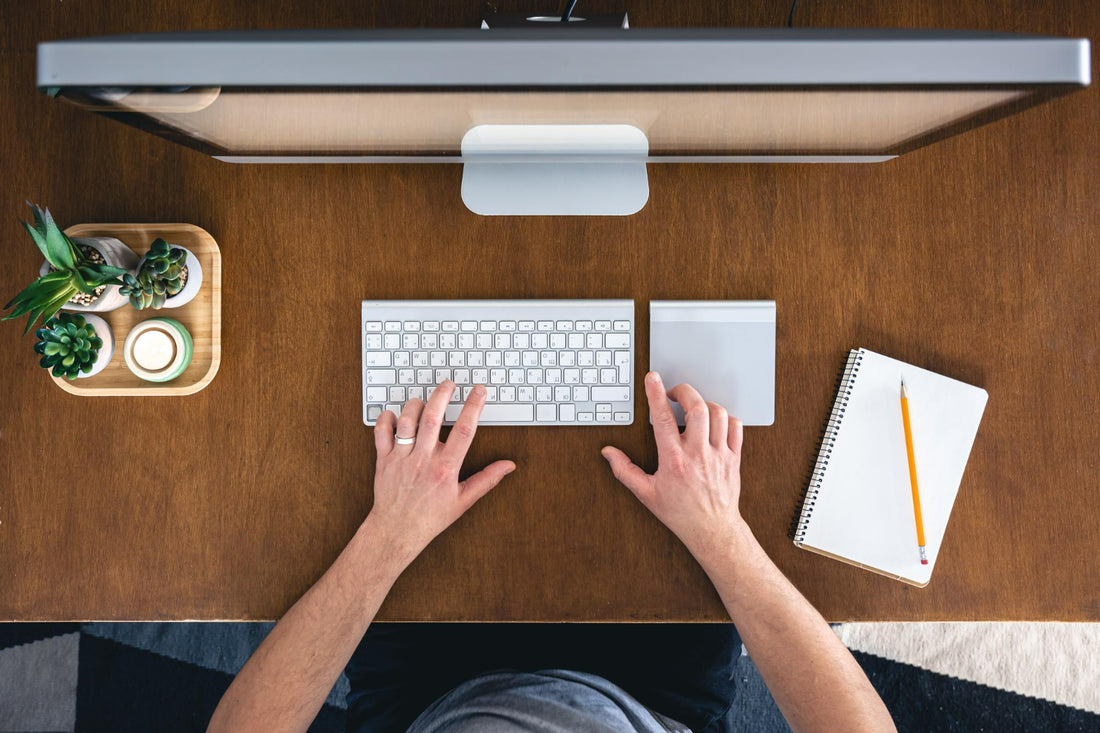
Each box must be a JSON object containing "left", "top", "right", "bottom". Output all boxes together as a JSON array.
[{"left": 900, "top": 379, "right": 928, "bottom": 565}]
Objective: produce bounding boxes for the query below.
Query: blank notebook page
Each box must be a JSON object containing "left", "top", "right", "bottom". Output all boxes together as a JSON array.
[{"left": 798, "top": 348, "right": 988, "bottom": 586}]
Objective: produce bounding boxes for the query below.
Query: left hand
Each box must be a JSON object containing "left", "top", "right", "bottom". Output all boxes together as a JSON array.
[{"left": 367, "top": 381, "right": 516, "bottom": 563}]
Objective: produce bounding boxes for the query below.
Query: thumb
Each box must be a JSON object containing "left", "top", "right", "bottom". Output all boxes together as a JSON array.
[
  {"left": 601, "top": 446, "right": 653, "bottom": 498},
  {"left": 459, "top": 460, "right": 516, "bottom": 505}
]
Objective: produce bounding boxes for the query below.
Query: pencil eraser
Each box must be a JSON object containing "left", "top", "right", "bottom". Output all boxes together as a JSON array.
[{"left": 920, "top": 559, "right": 929, "bottom": 565}]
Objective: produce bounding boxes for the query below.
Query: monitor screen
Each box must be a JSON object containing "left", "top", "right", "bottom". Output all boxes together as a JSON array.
[{"left": 38, "top": 29, "right": 1090, "bottom": 161}]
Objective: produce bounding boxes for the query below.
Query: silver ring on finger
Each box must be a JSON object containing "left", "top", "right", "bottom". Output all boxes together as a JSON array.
[{"left": 395, "top": 434, "right": 416, "bottom": 445}]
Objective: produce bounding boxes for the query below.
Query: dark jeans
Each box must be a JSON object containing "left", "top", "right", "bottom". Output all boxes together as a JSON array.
[{"left": 344, "top": 623, "right": 741, "bottom": 733}]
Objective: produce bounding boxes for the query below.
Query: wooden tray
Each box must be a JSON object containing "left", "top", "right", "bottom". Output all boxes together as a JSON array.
[{"left": 52, "top": 223, "right": 222, "bottom": 396}]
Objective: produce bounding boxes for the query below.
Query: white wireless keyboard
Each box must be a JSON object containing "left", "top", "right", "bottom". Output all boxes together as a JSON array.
[{"left": 362, "top": 300, "right": 635, "bottom": 426}]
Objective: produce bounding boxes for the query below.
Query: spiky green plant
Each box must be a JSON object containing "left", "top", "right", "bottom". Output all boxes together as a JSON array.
[
  {"left": 120, "top": 238, "right": 187, "bottom": 310},
  {"left": 3, "top": 204, "right": 128, "bottom": 333},
  {"left": 33, "top": 312, "right": 105, "bottom": 380}
]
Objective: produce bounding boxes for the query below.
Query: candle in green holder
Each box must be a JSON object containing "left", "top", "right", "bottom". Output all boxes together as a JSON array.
[{"left": 123, "top": 317, "right": 193, "bottom": 382}]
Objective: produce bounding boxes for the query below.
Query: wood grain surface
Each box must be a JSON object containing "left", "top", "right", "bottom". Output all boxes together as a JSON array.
[
  {"left": 0, "top": 1, "right": 1097, "bottom": 621},
  {"left": 51, "top": 224, "right": 221, "bottom": 396}
]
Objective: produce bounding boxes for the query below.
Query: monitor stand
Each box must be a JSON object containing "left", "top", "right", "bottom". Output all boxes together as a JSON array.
[{"left": 460, "top": 124, "right": 650, "bottom": 216}]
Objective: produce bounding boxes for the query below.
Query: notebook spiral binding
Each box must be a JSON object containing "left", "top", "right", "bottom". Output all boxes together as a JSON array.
[{"left": 790, "top": 349, "right": 864, "bottom": 544}]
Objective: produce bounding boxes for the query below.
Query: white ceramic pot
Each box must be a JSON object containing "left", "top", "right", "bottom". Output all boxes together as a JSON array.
[
  {"left": 39, "top": 236, "right": 140, "bottom": 313},
  {"left": 78, "top": 313, "right": 115, "bottom": 379},
  {"left": 133, "top": 246, "right": 203, "bottom": 309}
]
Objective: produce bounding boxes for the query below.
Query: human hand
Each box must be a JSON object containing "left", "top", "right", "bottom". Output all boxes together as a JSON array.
[
  {"left": 601, "top": 372, "right": 746, "bottom": 564},
  {"left": 367, "top": 381, "right": 516, "bottom": 564}
]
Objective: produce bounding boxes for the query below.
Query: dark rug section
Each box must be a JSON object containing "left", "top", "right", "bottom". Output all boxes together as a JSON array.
[
  {"left": 0, "top": 622, "right": 78, "bottom": 651},
  {"left": 854, "top": 649, "right": 1100, "bottom": 733},
  {"left": 74, "top": 633, "right": 345, "bottom": 733}
]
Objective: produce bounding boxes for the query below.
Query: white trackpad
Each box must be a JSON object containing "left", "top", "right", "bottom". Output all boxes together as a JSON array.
[{"left": 649, "top": 301, "right": 776, "bottom": 427}]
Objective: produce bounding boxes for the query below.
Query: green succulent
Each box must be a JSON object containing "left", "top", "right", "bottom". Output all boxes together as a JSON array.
[
  {"left": 33, "top": 312, "right": 105, "bottom": 380},
  {"left": 3, "top": 203, "right": 128, "bottom": 334},
  {"left": 120, "top": 238, "right": 187, "bottom": 310}
]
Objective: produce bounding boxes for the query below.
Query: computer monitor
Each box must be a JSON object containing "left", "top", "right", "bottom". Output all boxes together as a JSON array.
[{"left": 37, "top": 28, "right": 1090, "bottom": 215}]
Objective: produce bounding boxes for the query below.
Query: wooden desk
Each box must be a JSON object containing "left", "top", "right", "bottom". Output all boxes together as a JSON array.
[{"left": 1, "top": 1, "right": 1097, "bottom": 622}]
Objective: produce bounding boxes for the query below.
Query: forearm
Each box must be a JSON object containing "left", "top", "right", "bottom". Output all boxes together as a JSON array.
[
  {"left": 207, "top": 517, "right": 414, "bottom": 733},
  {"left": 694, "top": 524, "right": 896, "bottom": 733}
]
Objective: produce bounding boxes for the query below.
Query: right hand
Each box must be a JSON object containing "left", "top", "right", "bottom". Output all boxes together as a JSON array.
[{"left": 601, "top": 371, "right": 746, "bottom": 563}]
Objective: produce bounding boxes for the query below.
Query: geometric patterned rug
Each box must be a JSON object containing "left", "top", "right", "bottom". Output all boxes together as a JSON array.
[{"left": 1, "top": 622, "right": 1096, "bottom": 732}]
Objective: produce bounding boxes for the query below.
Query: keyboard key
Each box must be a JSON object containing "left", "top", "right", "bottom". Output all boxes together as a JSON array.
[
  {"left": 532, "top": 334, "right": 549, "bottom": 349},
  {"left": 384, "top": 334, "right": 400, "bottom": 349},
  {"left": 435, "top": 369, "right": 451, "bottom": 383},
  {"left": 556, "top": 320, "right": 573, "bottom": 330},
  {"left": 568, "top": 334, "right": 585, "bottom": 349},
  {"left": 423, "top": 321, "right": 440, "bottom": 331},
  {"left": 595, "top": 320, "right": 611, "bottom": 331},
  {"left": 430, "top": 351, "right": 447, "bottom": 367},
  {"left": 540, "top": 352, "right": 557, "bottom": 367},
  {"left": 519, "top": 321, "right": 535, "bottom": 331},
  {"left": 366, "top": 386, "right": 388, "bottom": 402},
  {"left": 572, "top": 386, "right": 589, "bottom": 401},
  {"left": 526, "top": 369, "right": 544, "bottom": 384},
  {"left": 578, "top": 412, "right": 594, "bottom": 422},
  {"left": 486, "top": 352, "right": 502, "bottom": 366},
  {"left": 384, "top": 321, "right": 401, "bottom": 332},
  {"left": 536, "top": 404, "right": 556, "bottom": 422},
  {"left": 522, "top": 351, "right": 539, "bottom": 366},
  {"left": 365, "top": 334, "right": 382, "bottom": 349},
  {"left": 550, "top": 334, "right": 566, "bottom": 349},
  {"left": 600, "top": 368, "right": 617, "bottom": 384},
  {"left": 592, "top": 386, "right": 631, "bottom": 402},
  {"left": 597, "top": 403, "right": 612, "bottom": 413},
  {"left": 614, "top": 321, "right": 631, "bottom": 331},
  {"left": 614, "top": 412, "right": 631, "bottom": 422},
  {"left": 500, "top": 386, "right": 516, "bottom": 402},
  {"left": 536, "top": 386, "right": 553, "bottom": 402},
  {"left": 445, "top": 404, "right": 534, "bottom": 422},
  {"left": 476, "top": 334, "right": 492, "bottom": 349},
  {"left": 504, "top": 352, "right": 521, "bottom": 366},
  {"left": 537, "top": 321, "right": 554, "bottom": 331},
  {"left": 479, "top": 321, "right": 497, "bottom": 330},
  {"left": 513, "top": 333, "right": 530, "bottom": 349},
  {"left": 582, "top": 369, "right": 598, "bottom": 384},
  {"left": 490, "top": 368, "right": 506, "bottom": 384},
  {"left": 389, "top": 386, "right": 406, "bottom": 402},
  {"left": 560, "top": 352, "right": 576, "bottom": 367},
  {"left": 365, "top": 321, "right": 383, "bottom": 332},
  {"left": 596, "top": 412, "right": 612, "bottom": 423},
  {"left": 399, "top": 369, "right": 414, "bottom": 384},
  {"left": 454, "top": 369, "right": 471, "bottom": 384},
  {"left": 393, "top": 352, "right": 410, "bottom": 367},
  {"left": 560, "top": 404, "right": 576, "bottom": 421},
  {"left": 555, "top": 386, "right": 572, "bottom": 402},
  {"left": 403, "top": 334, "right": 420, "bottom": 349},
  {"left": 500, "top": 321, "right": 516, "bottom": 331},
  {"left": 545, "top": 369, "right": 562, "bottom": 384},
  {"left": 578, "top": 352, "right": 595, "bottom": 366},
  {"left": 458, "top": 334, "right": 474, "bottom": 349},
  {"left": 442, "top": 321, "right": 459, "bottom": 331},
  {"left": 518, "top": 386, "right": 534, "bottom": 402},
  {"left": 366, "top": 369, "right": 396, "bottom": 384},
  {"left": 439, "top": 334, "right": 457, "bottom": 349},
  {"left": 596, "top": 351, "right": 612, "bottom": 366},
  {"left": 484, "top": 386, "right": 498, "bottom": 402},
  {"left": 412, "top": 352, "right": 429, "bottom": 366},
  {"left": 605, "top": 334, "right": 630, "bottom": 349},
  {"left": 467, "top": 352, "right": 484, "bottom": 367},
  {"left": 366, "top": 405, "right": 382, "bottom": 421},
  {"left": 421, "top": 334, "right": 438, "bottom": 349},
  {"left": 576, "top": 321, "right": 592, "bottom": 331},
  {"left": 495, "top": 333, "right": 511, "bottom": 349},
  {"left": 587, "top": 333, "right": 603, "bottom": 349},
  {"left": 449, "top": 351, "right": 465, "bottom": 366},
  {"left": 509, "top": 369, "right": 526, "bottom": 384},
  {"left": 409, "top": 387, "right": 425, "bottom": 401},
  {"left": 417, "top": 369, "right": 433, "bottom": 383},
  {"left": 461, "top": 321, "right": 477, "bottom": 331},
  {"left": 366, "top": 352, "right": 391, "bottom": 367},
  {"left": 404, "top": 321, "right": 421, "bottom": 332},
  {"left": 472, "top": 368, "right": 488, "bottom": 384}
]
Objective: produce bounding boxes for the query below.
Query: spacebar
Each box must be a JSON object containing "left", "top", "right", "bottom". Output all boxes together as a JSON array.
[{"left": 445, "top": 404, "right": 535, "bottom": 423}]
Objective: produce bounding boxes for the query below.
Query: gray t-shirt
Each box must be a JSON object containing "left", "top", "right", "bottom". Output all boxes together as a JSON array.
[{"left": 406, "top": 670, "right": 692, "bottom": 733}]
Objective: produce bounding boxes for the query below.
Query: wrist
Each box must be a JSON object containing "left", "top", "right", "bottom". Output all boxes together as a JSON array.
[
  {"left": 684, "top": 517, "right": 759, "bottom": 572},
  {"left": 354, "top": 515, "right": 422, "bottom": 580}
]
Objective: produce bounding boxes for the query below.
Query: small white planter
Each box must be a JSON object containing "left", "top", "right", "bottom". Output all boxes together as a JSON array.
[
  {"left": 39, "top": 236, "right": 140, "bottom": 313},
  {"left": 133, "top": 246, "right": 203, "bottom": 309},
  {"left": 79, "top": 313, "right": 115, "bottom": 379}
]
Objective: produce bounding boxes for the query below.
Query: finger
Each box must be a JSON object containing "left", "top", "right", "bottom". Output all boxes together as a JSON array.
[
  {"left": 666, "top": 383, "right": 709, "bottom": 451},
  {"left": 374, "top": 409, "right": 396, "bottom": 457},
  {"left": 417, "top": 381, "right": 454, "bottom": 450},
  {"left": 394, "top": 398, "right": 424, "bottom": 452},
  {"left": 601, "top": 446, "right": 654, "bottom": 499},
  {"left": 644, "top": 372, "right": 682, "bottom": 459},
  {"left": 727, "top": 417, "right": 744, "bottom": 459},
  {"left": 459, "top": 459, "right": 516, "bottom": 505},
  {"left": 442, "top": 384, "right": 486, "bottom": 462},
  {"left": 707, "top": 402, "right": 729, "bottom": 449}
]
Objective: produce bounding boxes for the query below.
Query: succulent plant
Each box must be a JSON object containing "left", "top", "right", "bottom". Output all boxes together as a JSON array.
[
  {"left": 33, "top": 312, "right": 104, "bottom": 380},
  {"left": 120, "top": 238, "right": 187, "bottom": 310},
  {"left": 3, "top": 204, "right": 128, "bottom": 333}
]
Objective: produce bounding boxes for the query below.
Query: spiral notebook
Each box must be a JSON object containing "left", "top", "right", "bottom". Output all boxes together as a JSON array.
[{"left": 793, "top": 348, "right": 988, "bottom": 587}]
